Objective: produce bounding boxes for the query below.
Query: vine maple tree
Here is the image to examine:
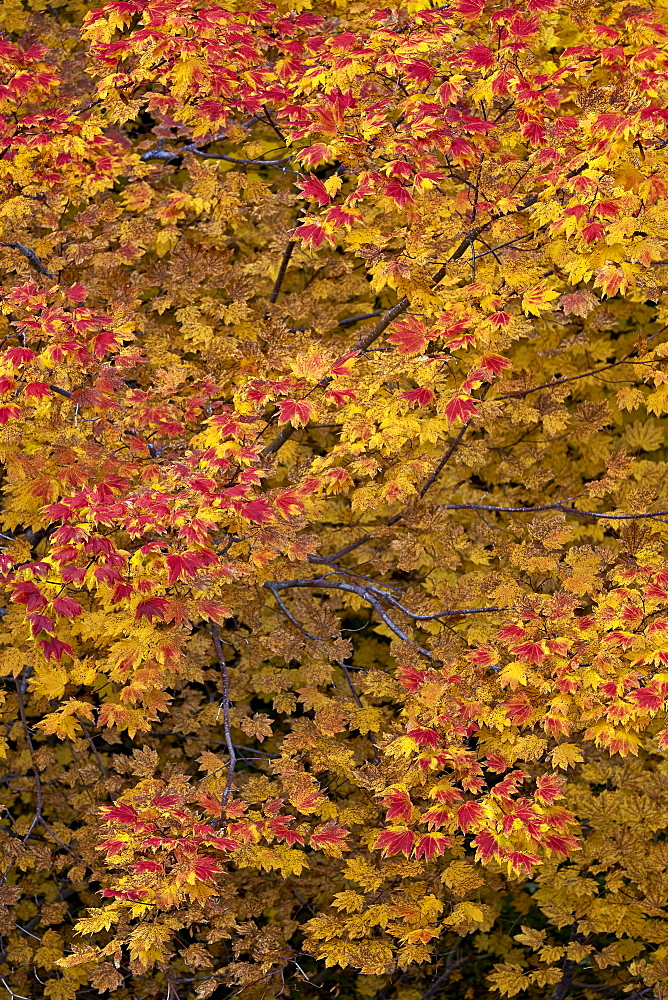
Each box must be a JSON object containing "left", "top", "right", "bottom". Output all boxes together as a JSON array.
[{"left": 2, "top": 0, "right": 668, "bottom": 997}]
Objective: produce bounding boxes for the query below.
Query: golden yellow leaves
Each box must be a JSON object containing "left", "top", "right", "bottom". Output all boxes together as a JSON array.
[
  {"left": 442, "top": 900, "right": 489, "bottom": 934},
  {"left": 521, "top": 285, "right": 560, "bottom": 317},
  {"left": 550, "top": 743, "right": 584, "bottom": 769},
  {"left": 487, "top": 962, "right": 563, "bottom": 997},
  {"left": 127, "top": 923, "right": 172, "bottom": 971},
  {"left": 442, "top": 860, "right": 485, "bottom": 896},
  {"left": 88, "top": 963, "right": 124, "bottom": 994},
  {"left": 623, "top": 418, "right": 665, "bottom": 453}
]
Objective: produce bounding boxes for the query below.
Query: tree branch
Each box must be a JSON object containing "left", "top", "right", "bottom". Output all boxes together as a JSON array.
[
  {"left": 263, "top": 577, "right": 505, "bottom": 660},
  {"left": 209, "top": 623, "right": 236, "bottom": 812},
  {"left": 15, "top": 673, "right": 42, "bottom": 844},
  {"left": 269, "top": 238, "right": 297, "bottom": 304},
  {"left": 0, "top": 242, "right": 55, "bottom": 279},
  {"left": 436, "top": 500, "right": 668, "bottom": 525}
]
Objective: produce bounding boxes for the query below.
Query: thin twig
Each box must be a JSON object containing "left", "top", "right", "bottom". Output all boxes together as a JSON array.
[
  {"left": 435, "top": 500, "right": 668, "bottom": 525},
  {"left": 14, "top": 674, "right": 42, "bottom": 844},
  {"left": 209, "top": 623, "right": 236, "bottom": 811}
]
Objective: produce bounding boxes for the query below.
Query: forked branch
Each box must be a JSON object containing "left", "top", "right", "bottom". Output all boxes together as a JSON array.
[{"left": 264, "top": 577, "right": 505, "bottom": 660}]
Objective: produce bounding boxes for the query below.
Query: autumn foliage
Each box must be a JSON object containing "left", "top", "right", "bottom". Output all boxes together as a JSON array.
[{"left": 3, "top": 0, "right": 668, "bottom": 997}]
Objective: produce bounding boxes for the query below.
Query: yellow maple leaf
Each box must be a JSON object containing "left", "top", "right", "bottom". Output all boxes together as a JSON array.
[{"left": 550, "top": 743, "right": 584, "bottom": 769}]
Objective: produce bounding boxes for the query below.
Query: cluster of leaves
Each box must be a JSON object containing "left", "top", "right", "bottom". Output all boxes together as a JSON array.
[{"left": 3, "top": 0, "right": 668, "bottom": 998}]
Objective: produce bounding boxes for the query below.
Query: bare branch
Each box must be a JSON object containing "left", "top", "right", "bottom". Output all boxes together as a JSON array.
[
  {"left": 264, "top": 582, "right": 324, "bottom": 640},
  {"left": 15, "top": 673, "right": 42, "bottom": 844},
  {"left": 492, "top": 355, "right": 658, "bottom": 402},
  {"left": 436, "top": 500, "right": 668, "bottom": 525},
  {"left": 0, "top": 242, "right": 55, "bottom": 279},
  {"left": 337, "top": 310, "right": 383, "bottom": 327},
  {"left": 209, "top": 623, "right": 236, "bottom": 811},
  {"left": 269, "top": 239, "right": 297, "bottom": 304},
  {"left": 263, "top": 577, "right": 505, "bottom": 661},
  {"left": 261, "top": 423, "right": 295, "bottom": 458}
]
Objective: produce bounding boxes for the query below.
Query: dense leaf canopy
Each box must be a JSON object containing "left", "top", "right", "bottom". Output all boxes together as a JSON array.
[{"left": 3, "top": 0, "right": 668, "bottom": 997}]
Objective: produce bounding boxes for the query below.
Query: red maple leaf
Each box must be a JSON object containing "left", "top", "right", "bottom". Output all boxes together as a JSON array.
[
  {"left": 27, "top": 612, "right": 55, "bottom": 636},
  {"left": 444, "top": 395, "right": 478, "bottom": 426},
  {"left": 103, "top": 804, "right": 138, "bottom": 825},
  {"left": 4, "top": 347, "right": 35, "bottom": 366},
  {"left": 98, "top": 839, "right": 127, "bottom": 856},
  {"left": 135, "top": 597, "right": 168, "bottom": 623},
  {"left": 503, "top": 697, "right": 534, "bottom": 725},
  {"left": 0, "top": 405, "right": 21, "bottom": 425},
  {"left": 497, "top": 623, "right": 526, "bottom": 642},
  {"left": 581, "top": 221, "right": 606, "bottom": 243},
  {"left": 52, "top": 596, "right": 82, "bottom": 619},
  {"left": 388, "top": 317, "right": 428, "bottom": 355},
  {"left": 402, "top": 387, "right": 434, "bottom": 407},
  {"left": 198, "top": 599, "right": 230, "bottom": 624},
  {"left": 240, "top": 498, "right": 273, "bottom": 523},
  {"left": 535, "top": 773, "right": 565, "bottom": 804},
  {"left": 310, "top": 822, "right": 349, "bottom": 850},
  {"left": 294, "top": 221, "right": 334, "bottom": 249},
  {"left": 512, "top": 640, "right": 546, "bottom": 664},
  {"left": 24, "top": 381, "right": 52, "bottom": 399},
  {"left": 299, "top": 174, "right": 331, "bottom": 205},
  {"left": 506, "top": 850, "right": 541, "bottom": 873},
  {"left": 629, "top": 687, "right": 663, "bottom": 711},
  {"left": 192, "top": 857, "right": 222, "bottom": 881},
  {"left": 414, "top": 832, "right": 450, "bottom": 861},
  {"left": 456, "top": 800, "right": 485, "bottom": 832},
  {"left": 133, "top": 860, "right": 163, "bottom": 873},
  {"left": 541, "top": 833, "right": 579, "bottom": 856},
  {"left": 277, "top": 399, "right": 313, "bottom": 426},
  {"left": 472, "top": 830, "right": 503, "bottom": 862},
  {"left": 374, "top": 827, "right": 415, "bottom": 857},
  {"left": 479, "top": 354, "right": 511, "bottom": 376},
  {"left": 12, "top": 582, "right": 48, "bottom": 610},
  {"left": 383, "top": 789, "right": 412, "bottom": 823},
  {"left": 39, "top": 637, "right": 72, "bottom": 661},
  {"left": 407, "top": 728, "right": 440, "bottom": 748}
]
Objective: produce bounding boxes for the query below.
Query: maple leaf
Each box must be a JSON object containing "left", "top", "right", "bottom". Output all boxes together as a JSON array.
[
  {"left": 375, "top": 827, "right": 415, "bottom": 857},
  {"left": 102, "top": 804, "right": 138, "bottom": 825},
  {"left": 415, "top": 832, "right": 450, "bottom": 860},
  {"left": 26, "top": 612, "right": 55, "bottom": 636},
  {"left": 24, "top": 381, "right": 53, "bottom": 399},
  {"left": 444, "top": 395, "right": 478, "bottom": 426},
  {"left": 7, "top": 4, "right": 668, "bottom": 994},
  {"left": 310, "top": 822, "right": 349, "bottom": 855},
  {"left": 0, "top": 404, "right": 21, "bottom": 424},
  {"left": 534, "top": 774, "right": 565, "bottom": 804},
  {"left": 521, "top": 285, "right": 559, "bottom": 316},
  {"left": 277, "top": 399, "right": 313, "bottom": 426},
  {"left": 299, "top": 174, "right": 331, "bottom": 206},
  {"left": 39, "top": 637, "right": 73, "bottom": 661},
  {"left": 550, "top": 744, "right": 584, "bottom": 769},
  {"left": 402, "top": 387, "right": 434, "bottom": 407},
  {"left": 512, "top": 640, "right": 546, "bottom": 664},
  {"left": 52, "top": 597, "right": 83, "bottom": 619},
  {"left": 388, "top": 318, "right": 428, "bottom": 355},
  {"left": 457, "top": 801, "right": 485, "bottom": 832},
  {"left": 505, "top": 851, "right": 541, "bottom": 874},
  {"left": 135, "top": 598, "right": 168, "bottom": 623},
  {"left": 294, "top": 222, "right": 334, "bottom": 249},
  {"left": 383, "top": 788, "right": 413, "bottom": 822},
  {"left": 189, "top": 856, "right": 222, "bottom": 882}
]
